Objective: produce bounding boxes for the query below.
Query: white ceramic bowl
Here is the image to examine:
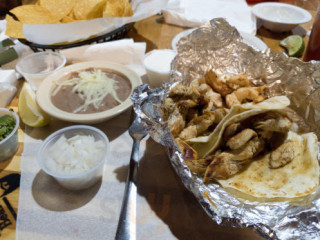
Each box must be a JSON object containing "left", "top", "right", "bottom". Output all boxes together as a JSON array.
[
  {"left": 0, "top": 108, "right": 19, "bottom": 161},
  {"left": 172, "top": 28, "right": 268, "bottom": 51},
  {"left": 16, "top": 52, "right": 66, "bottom": 91},
  {"left": 37, "top": 125, "right": 109, "bottom": 190},
  {"left": 252, "top": 2, "right": 312, "bottom": 33},
  {"left": 36, "top": 61, "right": 142, "bottom": 124}
]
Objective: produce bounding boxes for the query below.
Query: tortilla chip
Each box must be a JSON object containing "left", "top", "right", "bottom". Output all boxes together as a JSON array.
[
  {"left": 60, "top": 16, "right": 75, "bottom": 23},
  {"left": 10, "top": 5, "right": 60, "bottom": 24},
  {"left": 103, "top": 0, "right": 133, "bottom": 17},
  {"left": 40, "top": 0, "right": 75, "bottom": 20},
  {"left": 73, "top": 0, "right": 106, "bottom": 20},
  {"left": 123, "top": 0, "right": 133, "bottom": 17},
  {"left": 5, "top": 15, "right": 24, "bottom": 39},
  {"left": 67, "top": 8, "right": 76, "bottom": 19}
]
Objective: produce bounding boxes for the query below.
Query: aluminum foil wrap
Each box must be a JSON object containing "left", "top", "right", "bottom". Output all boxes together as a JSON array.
[{"left": 131, "top": 18, "right": 320, "bottom": 240}]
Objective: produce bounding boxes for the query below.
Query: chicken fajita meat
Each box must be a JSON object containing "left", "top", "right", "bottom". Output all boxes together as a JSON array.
[
  {"left": 269, "top": 140, "right": 295, "bottom": 169},
  {"left": 176, "top": 109, "right": 295, "bottom": 182},
  {"left": 167, "top": 100, "right": 197, "bottom": 137},
  {"left": 226, "top": 128, "right": 257, "bottom": 150},
  {"left": 163, "top": 69, "right": 267, "bottom": 139},
  {"left": 162, "top": 69, "right": 302, "bottom": 184},
  {"left": 179, "top": 108, "right": 228, "bottom": 140},
  {"left": 203, "top": 136, "right": 265, "bottom": 181}
]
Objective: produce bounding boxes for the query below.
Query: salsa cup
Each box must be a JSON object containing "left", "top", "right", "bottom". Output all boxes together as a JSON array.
[{"left": 0, "top": 108, "right": 19, "bottom": 161}]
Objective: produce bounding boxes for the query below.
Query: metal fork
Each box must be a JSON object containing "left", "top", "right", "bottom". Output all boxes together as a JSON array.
[{"left": 115, "top": 111, "right": 148, "bottom": 240}]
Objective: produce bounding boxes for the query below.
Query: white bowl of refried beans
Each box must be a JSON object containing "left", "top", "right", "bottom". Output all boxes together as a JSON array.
[{"left": 36, "top": 61, "right": 142, "bottom": 124}]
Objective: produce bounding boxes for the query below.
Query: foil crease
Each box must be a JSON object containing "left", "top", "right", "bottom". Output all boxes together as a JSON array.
[{"left": 131, "top": 18, "right": 320, "bottom": 240}]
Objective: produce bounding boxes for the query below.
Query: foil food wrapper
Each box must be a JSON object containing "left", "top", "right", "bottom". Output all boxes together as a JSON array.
[{"left": 131, "top": 18, "right": 320, "bottom": 240}]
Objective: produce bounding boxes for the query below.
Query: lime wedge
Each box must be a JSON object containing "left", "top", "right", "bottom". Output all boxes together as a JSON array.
[
  {"left": 280, "top": 35, "right": 305, "bottom": 57},
  {"left": 18, "top": 82, "right": 50, "bottom": 128}
]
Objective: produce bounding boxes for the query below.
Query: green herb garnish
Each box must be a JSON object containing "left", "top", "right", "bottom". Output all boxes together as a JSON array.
[{"left": 0, "top": 115, "right": 15, "bottom": 141}]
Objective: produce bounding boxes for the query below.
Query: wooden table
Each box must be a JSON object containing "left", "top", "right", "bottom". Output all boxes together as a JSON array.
[{"left": 1, "top": 1, "right": 319, "bottom": 239}]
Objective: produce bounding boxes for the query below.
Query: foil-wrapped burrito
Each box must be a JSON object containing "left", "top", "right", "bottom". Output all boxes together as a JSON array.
[{"left": 131, "top": 18, "right": 320, "bottom": 240}]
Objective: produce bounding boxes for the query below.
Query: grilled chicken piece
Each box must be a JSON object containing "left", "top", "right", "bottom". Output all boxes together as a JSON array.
[
  {"left": 168, "top": 84, "right": 188, "bottom": 97},
  {"left": 168, "top": 107, "right": 186, "bottom": 137},
  {"left": 223, "top": 123, "right": 243, "bottom": 140},
  {"left": 168, "top": 100, "right": 197, "bottom": 137},
  {"left": 205, "top": 69, "right": 253, "bottom": 97},
  {"left": 226, "top": 128, "right": 257, "bottom": 150},
  {"left": 225, "top": 86, "right": 266, "bottom": 108},
  {"left": 205, "top": 69, "right": 233, "bottom": 97},
  {"left": 202, "top": 87, "right": 223, "bottom": 111},
  {"left": 203, "top": 137, "right": 264, "bottom": 181},
  {"left": 203, "top": 152, "right": 243, "bottom": 181},
  {"left": 269, "top": 140, "right": 295, "bottom": 169},
  {"left": 253, "top": 112, "right": 292, "bottom": 133},
  {"left": 190, "top": 78, "right": 223, "bottom": 109},
  {"left": 169, "top": 84, "right": 201, "bottom": 102},
  {"left": 179, "top": 108, "right": 228, "bottom": 140},
  {"left": 176, "top": 138, "right": 211, "bottom": 174},
  {"left": 176, "top": 138, "right": 198, "bottom": 161},
  {"left": 185, "top": 156, "right": 215, "bottom": 174},
  {"left": 230, "top": 136, "right": 265, "bottom": 160},
  {"left": 163, "top": 97, "right": 176, "bottom": 121},
  {"left": 226, "top": 74, "right": 251, "bottom": 90}
]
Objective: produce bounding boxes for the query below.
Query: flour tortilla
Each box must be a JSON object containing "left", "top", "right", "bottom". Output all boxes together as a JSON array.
[
  {"left": 189, "top": 96, "right": 291, "bottom": 158},
  {"left": 217, "top": 131, "right": 319, "bottom": 198}
]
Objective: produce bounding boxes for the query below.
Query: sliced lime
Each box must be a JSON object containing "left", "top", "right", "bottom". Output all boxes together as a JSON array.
[{"left": 280, "top": 35, "right": 305, "bottom": 58}]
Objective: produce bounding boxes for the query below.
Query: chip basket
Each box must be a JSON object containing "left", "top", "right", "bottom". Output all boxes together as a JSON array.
[{"left": 18, "top": 23, "right": 134, "bottom": 52}]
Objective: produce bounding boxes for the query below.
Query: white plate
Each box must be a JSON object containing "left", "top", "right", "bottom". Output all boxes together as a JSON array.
[
  {"left": 239, "top": 31, "right": 268, "bottom": 51},
  {"left": 172, "top": 28, "right": 268, "bottom": 51},
  {"left": 171, "top": 28, "right": 197, "bottom": 51},
  {"left": 36, "top": 61, "right": 142, "bottom": 124},
  {"left": 252, "top": 2, "right": 312, "bottom": 32}
]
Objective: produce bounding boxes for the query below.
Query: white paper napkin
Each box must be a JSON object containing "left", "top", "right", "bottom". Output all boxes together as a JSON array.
[
  {"left": 163, "top": 0, "right": 257, "bottom": 35},
  {"left": 0, "top": 19, "right": 32, "bottom": 107},
  {"left": 0, "top": 69, "right": 18, "bottom": 107},
  {"left": 60, "top": 39, "right": 147, "bottom": 79},
  {"left": 60, "top": 39, "right": 146, "bottom": 66}
]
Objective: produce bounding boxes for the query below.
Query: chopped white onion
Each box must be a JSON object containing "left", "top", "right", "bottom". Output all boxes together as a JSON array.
[{"left": 46, "top": 134, "right": 106, "bottom": 175}]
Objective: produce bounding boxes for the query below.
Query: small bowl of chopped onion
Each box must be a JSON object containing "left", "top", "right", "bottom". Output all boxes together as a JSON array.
[{"left": 38, "top": 125, "right": 109, "bottom": 190}]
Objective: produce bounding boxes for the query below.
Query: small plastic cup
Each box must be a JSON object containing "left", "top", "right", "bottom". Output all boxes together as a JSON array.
[
  {"left": 143, "top": 49, "right": 176, "bottom": 88},
  {"left": 16, "top": 52, "right": 66, "bottom": 91},
  {"left": 0, "top": 108, "right": 19, "bottom": 162},
  {"left": 37, "top": 125, "right": 109, "bottom": 190}
]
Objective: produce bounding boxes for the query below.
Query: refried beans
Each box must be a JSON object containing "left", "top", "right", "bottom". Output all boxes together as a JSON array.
[{"left": 51, "top": 68, "right": 132, "bottom": 114}]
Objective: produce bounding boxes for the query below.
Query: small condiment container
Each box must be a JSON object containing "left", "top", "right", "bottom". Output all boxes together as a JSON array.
[
  {"left": 37, "top": 125, "right": 109, "bottom": 190},
  {"left": 252, "top": 2, "right": 311, "bottom": 33},
  {"left": 16, "top": 52, "right": 66, "bottom": 91},
  {"left": 0, "top": 108, "right": 19, "bottom": 161},
  {"left": 143, "top": 49, "right": 176, "bottom": 88}
]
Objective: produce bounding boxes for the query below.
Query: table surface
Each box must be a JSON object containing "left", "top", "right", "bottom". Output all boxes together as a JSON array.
[{"left": 1, "top": 0, "right": 319, "bottom": 239}]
